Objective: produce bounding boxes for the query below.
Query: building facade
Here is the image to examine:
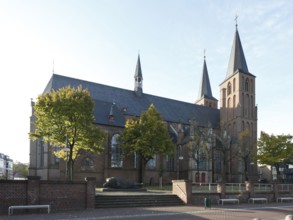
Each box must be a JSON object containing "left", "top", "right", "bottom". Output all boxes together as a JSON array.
[
  {"left": 0, "top": 153, "right": 13, "bottom": 180},
  {"left": 29, "top": 26, "right": 258, "bottom": 185}
]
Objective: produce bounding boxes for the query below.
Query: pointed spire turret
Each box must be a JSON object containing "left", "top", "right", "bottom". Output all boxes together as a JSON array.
[
  {"left": 226, "top": 26, "right": 249, "bottom": 79},
  {"left": 134, "top": 54, "right": 143, "bottom": 96},
  {"left": 196, "top": 54, "right": 218, "bottom": 108}
]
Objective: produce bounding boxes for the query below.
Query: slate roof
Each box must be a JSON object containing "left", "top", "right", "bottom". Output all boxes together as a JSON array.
[
  {"left": 226, "top": 28, "right": 251, "bottom": 79},
  {"left": 197, "top": 58, "right": 217, "bottom": 101},
  {"left": 43, "top": 74, "right": 220, "bottom": 129}
]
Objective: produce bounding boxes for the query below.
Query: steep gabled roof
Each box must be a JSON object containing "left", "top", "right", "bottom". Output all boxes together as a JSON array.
[
  {"left": 44, "top": 74, "right": 220, "bottom": 129},
  {"left": 197, "top": 58, "right": 217, "bottom": 101},
  {"left": 226, "top": 28, "right": 249, "bottom": 78}
]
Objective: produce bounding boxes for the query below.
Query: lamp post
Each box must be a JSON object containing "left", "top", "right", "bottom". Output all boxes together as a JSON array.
[{"left": 63, "top": 134, "right": 70, "bottom": 180}]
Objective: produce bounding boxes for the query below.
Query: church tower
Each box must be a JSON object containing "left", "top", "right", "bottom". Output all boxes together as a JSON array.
[
  {"left": 219, "top": 24, "right": 257, "bottom": 182},
  {"left": 196, "top": 54, "right": 218, "bottom": 108},
  {"left": 134, "top": 54, "right": 143, "bottom": 96}
]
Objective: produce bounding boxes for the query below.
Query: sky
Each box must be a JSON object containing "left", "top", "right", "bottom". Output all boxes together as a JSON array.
[{"left": 0, "top": 0, "right": 292, "bottom": 164}]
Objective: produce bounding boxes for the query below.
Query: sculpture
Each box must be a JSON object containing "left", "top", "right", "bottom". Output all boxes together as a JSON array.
[{"left": 103, "top": 177, "right": 143, "bottom": 189}]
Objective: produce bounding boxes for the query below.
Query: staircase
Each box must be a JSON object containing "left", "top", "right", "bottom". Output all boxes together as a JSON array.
[{"left": 95, "top": 192, "right": 185, "bottom": 208}]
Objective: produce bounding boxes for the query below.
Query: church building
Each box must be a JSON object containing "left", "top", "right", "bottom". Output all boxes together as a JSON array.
[{"left": 29, "top": 25, "right": 258, "bottom": 185}]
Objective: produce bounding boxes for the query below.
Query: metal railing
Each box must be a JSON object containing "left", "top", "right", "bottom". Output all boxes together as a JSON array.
[{"left": 192, "top": 182, "right": 279, "bottom": 193}]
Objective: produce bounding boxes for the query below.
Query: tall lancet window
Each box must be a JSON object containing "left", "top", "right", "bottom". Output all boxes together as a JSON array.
[{"left": 111, "top": 134, "right": 123, "bottom": 168}]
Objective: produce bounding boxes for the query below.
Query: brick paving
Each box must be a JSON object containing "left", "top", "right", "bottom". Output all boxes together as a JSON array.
[{"left": 1, "top": 203, "right": 293, "bottom": 220}]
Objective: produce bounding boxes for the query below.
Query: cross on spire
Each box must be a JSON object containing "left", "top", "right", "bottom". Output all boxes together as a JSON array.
[{"left": 235, "top": 14, "right": 239, "bottom": 29}]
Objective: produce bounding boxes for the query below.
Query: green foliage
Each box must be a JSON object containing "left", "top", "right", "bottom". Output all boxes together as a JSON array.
[
  {"left": 120, "top": 104, "right": 175, "bottom": 162},
  {"left": 119, "top": 104, "right": 175, "bottom": 182},
  {"left": 13, "top": 162, "right": 28, "bottom": 177},
  {"left": 256, "top": 131, "right": 293, "bottom": 166},
  {"left": 29, "top": 86, "right": 105, "bottom": 180}
]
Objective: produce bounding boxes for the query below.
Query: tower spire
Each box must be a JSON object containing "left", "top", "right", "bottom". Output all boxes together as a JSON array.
[
  {"left": 134, "top": 53, "right": 143, "bottom": 96},
  {"left": 226, "top": 22, "right": 249, "bottom": 79},
  {"left": 196, "top": 53, "right": 217, "bottom": 108}
]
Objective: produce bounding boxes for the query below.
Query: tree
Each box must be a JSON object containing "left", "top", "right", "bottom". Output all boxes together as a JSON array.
[
  {"left": 29, "top": 86, "right": 105, "bottom": 181},
  {"left": 119, "top": 104, "right": 175, "bottom": 183},
  {"left": 214, "top": 122, "right": 232, "bottom": 182},
  {"left": 13, "top": 162, "right": 28, "bottom": 178},
  {"left": 256, "top": 131, "right": 293, "bottom": 181},
  {"left": 238, "top": 129, "right": 253, "bottom": 181},
  {"left": 188, "top": 119, "right": 213, "bottom": 183}
]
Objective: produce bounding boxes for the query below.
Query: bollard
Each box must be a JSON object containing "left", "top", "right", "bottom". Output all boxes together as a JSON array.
[{"left": 204, "top": 197, "right": 211, "bottom": 209}]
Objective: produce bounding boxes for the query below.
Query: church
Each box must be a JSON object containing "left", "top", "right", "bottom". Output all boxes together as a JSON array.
[{"left": 29, "top": 25, "right": 258, "bottom": 186}]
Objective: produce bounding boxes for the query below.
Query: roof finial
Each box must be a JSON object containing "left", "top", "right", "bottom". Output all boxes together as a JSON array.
[
  {"left": 235, "top": 14, "right": 239, "bottom": 29},
  {"left": 52, "top": 59, "right": 55, "bottom": 74},
  {"left": 204, "top": 49, "right": 206, "bottom": 60}
]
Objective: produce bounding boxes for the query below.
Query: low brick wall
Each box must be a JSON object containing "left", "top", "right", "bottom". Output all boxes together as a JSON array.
[{"left": 0, "top": 176, "right": 96, "bottom": 214}]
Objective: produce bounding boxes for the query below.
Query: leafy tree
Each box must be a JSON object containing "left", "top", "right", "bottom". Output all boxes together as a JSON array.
[
  {"left": 214, "top": 122, "right": 232, "bottom": 182},
  {"left": 256, "top": 131, "right": 293, "bottom": 181},
  {"left": 238, "top": 129, "right": 253, "bottom": 181},
  {"left": 13, "top": 162, "right": 28, "bottom": 178},
  {"left": 29, "top": 86, "right": 105, "bottom": 181},
  {"left": 188, "top": 119, "right": 213, "bottom": 182},
  {"left": 119, "top": 104, "right": 175, "bottom": 183}
]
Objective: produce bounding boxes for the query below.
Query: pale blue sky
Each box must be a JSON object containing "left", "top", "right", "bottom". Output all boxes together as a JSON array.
[{"left": 0, "top": 0, "right": 292, "bottom": 163}]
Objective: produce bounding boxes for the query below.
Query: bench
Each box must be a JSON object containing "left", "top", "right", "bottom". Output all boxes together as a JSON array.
[
  {"left": 277, "top": 197, "right": 293, "bottom": 203},
  {"left": 8, "top": 204, "right": 50, "bottom": 215},
  {"left": 218, "top": 198, "right": 239, "bottom": 205},
  {"left": 248, "top": 198, "right": 268, "bottom": 204}
]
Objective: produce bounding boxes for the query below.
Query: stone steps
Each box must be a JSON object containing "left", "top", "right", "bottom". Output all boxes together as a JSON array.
[{"left": 95, "top": 193, "right": 185, "bottom": 208}]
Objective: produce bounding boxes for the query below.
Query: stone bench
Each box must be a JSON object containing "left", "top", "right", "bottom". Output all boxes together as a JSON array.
[
  {"left": 218, "top": 198, "right": 239, "bottom": 205},
  {"left": 8, "top": 204, "right": 50, "bottom": 215}
]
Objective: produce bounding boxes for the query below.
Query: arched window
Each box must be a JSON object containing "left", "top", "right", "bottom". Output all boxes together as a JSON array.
[
  {"left": 81, "top": 157, "right": 94, "bottom": 171},
  {"left": 245, "top": 78, "right": 249, "bottom": 92},
  {"left": 227, "top": 82, "right": 232, "bottom": 95},
  {"left": 233, "top": 95, "right": 236, "bottom": 118},
  {"left": 233, "top": 78, "right": 236, "bottom": 92},
  {"left": 147, "top": 155, "right": 156, "bottom": 169},
  {"left": 111, "top": 134, "right": 123, "bottom": 168}
]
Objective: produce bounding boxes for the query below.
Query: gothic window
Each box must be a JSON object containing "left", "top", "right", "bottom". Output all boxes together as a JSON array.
[
  {"left": 39, "top": 139, "right": 44, "bottom": 168},
  {"left": 245, "top": 78, "right": 249, "bottom": 92},
  {"left": 147, "top": 155, "right": 156, "bottom": 169},
  {"left": 227, "top": 82, "right": 232, "bottom": 95},
  {"left": 81, "top": 157, "right": 94, "bottom": 171},
  {"left": 50, "top": 146, "right": 60, "bottom": 168},
  {"left": 166, "top": 155, "right": 174, "bottom": 171},
  {"left": 233, "top": 95, "right": 236, "bottom": 118},
  {"left": 111, "top": 134, "right": 123, "bottom": 168},
  {"left": 233, "top": 78, "right": 236, "bottom": 92}
]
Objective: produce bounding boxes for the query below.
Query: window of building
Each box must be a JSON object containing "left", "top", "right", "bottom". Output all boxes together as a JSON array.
[
  {"left": 147, "top": 155, "right": 156, "bottom": 169},
  {"left": 245, "top": 78, "right": 249, "bottom": 92},
  {"left": 227, "top": 82, "right": 232, "bottom": 95},
  {"left": 166, "top": 155, "right": 174, "bottom": 171},
  {"left": 50, "top": 146, "right": 60, "bottom": 168},
  {"left": 81, "top": 157, "right": 94, "bottom": 171},
  {"left": 111, "top": 134, "right": 123, "bottom": 168},
  {"left": 39, "top": 139, "right": 44, "bottom": 168},
  {"left": 233, "top": 78, "right": 236, "bottom": 92}
]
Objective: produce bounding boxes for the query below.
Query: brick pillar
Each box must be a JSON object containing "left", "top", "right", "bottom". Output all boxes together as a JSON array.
[
  {"left": 217, "top": 182, "right": 225, "bottom": 199},
  {"left": 85, "top": 177, "right": 96, "bottom": 209},
  {"left": 27, "top": 176, "right": 41, "bottom": 205},
  {"left": 245, "top": 181, "right": 254, "bottom": 198}
]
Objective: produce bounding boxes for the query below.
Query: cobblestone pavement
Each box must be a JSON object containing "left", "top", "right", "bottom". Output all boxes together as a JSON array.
[{"left": 1, "top": 203, "right": 293, "bottom": 220}]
